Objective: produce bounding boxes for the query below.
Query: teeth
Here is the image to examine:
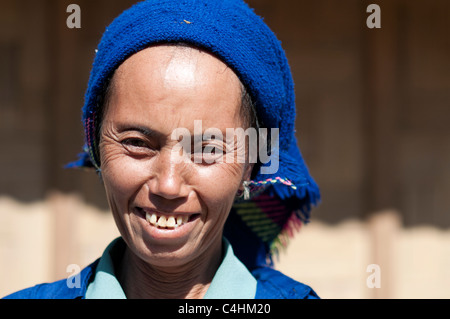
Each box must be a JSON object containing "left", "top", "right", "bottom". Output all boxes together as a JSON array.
[
  {"left": 145, "top": 212, "right": 191, "bottom": 229},
  {"left": 167, "top": 216, "right": 176, "bottom": 227},
  {"left": 157, "top": 216, "right": 167, "bottom": 227},
  {"left": 146, "top": 213, "right": 157, "bottom": 225}
]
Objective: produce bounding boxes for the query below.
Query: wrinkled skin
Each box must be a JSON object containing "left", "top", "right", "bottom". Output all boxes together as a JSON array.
[{"left": 99, "top": 45, "right": 253, "bottom": 298}]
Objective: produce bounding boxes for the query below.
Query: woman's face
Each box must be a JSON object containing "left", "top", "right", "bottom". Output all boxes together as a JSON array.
[{"left": 99, "top": 45, "right": 252, "bottom": 268}]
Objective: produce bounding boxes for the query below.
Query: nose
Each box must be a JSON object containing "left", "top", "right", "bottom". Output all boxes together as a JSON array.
[{"left": 147, "top": 148, "right": 189, "bottom": 200}]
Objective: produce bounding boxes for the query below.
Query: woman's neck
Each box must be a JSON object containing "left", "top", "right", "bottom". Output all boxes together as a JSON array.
[{"left": 118, "top": 241, "right": 223, "bottom": 299}]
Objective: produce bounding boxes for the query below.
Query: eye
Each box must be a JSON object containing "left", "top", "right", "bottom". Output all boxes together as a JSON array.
[
  {"left": 121, "top": 138, "right": 148, "bottom": 148},
  {"left": 120, "top": 137, "right": 158, "bottom": 158},
  {"left": 191, "top": 143, "right": 224, "bottom": 165}
]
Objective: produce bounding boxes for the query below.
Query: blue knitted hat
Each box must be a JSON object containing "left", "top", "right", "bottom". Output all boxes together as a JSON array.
[{"left": 69, "top": 0, "right": 320, "bottom": 269}]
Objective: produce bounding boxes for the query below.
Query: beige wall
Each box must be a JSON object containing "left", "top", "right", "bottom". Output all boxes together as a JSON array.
[
  {"left": 0, "top": 195, "right": 119, "bottom": 296},
  {"left": 1, "top": 195, "right": 449, "bottom": 298}
]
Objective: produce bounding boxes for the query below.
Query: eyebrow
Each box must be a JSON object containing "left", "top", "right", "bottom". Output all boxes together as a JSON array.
[
  {"left": 115, "top": 122, "right": 229, "bottom": 141},
  {"left": 115, "top": 123, "right": 162, "bottom": 138}
]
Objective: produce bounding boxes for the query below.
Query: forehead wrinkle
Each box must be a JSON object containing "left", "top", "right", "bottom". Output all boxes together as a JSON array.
[{"left": 102, "top": 45, "right": 246, "bottom": 138}]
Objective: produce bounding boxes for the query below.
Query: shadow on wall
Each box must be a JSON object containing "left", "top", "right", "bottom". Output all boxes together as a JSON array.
[{"left": 0, "top": 2, "right": 449, "bottom": 224}]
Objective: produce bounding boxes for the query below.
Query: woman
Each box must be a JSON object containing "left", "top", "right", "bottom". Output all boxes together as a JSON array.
[{"left": 4, "top": 0, "right": 320, "bottom": 299}]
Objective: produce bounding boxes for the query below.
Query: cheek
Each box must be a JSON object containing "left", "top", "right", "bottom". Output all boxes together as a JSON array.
[
  {"left": 194, "top": 163, "right": 244, "bottom": 209},
  {"left": 101, "top": 147, "right": 148, "bottom": 204},
  {"left": 101, "top": 138, "right": 245, "bottom": 214}
]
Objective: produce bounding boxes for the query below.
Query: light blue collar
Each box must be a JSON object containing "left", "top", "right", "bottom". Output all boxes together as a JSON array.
[
  {"left": 85, "top": 238, "right": 126, "bottom": 299},
  {"left": 85, "top": 237, "right": 256, "bottom": 299},
  {"left": 203, "top": 237, "right": 256, "bottom": 299}
]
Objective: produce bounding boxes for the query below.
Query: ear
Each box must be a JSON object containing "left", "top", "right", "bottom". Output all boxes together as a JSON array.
[{"left": 240, "top": 162, "right": 254, "bottom": 189}]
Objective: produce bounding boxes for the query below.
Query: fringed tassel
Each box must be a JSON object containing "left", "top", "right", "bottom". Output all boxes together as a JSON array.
[
  {"left": 262, "top": 173, "right": 320, "bottom": 259},
  {"left": 268, "top": 209, "right": 304, "bottom": 260},
  {"left": 239, "top": 171, "right": 320, "bottom": 264}
]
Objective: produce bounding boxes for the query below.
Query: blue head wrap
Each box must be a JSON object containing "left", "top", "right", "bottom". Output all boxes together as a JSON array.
[{"left": 68, "top": 0, "right": 320, "bottom": 269}]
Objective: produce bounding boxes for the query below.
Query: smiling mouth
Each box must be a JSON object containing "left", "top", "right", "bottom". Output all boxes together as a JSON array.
[{"left": 136, "top": 207, "right": 199, "bottom": 230}]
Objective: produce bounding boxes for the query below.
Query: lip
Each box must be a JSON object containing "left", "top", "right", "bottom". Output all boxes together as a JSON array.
[{"left": 134, "top": 206, "right": 201, "bottom": 240}]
